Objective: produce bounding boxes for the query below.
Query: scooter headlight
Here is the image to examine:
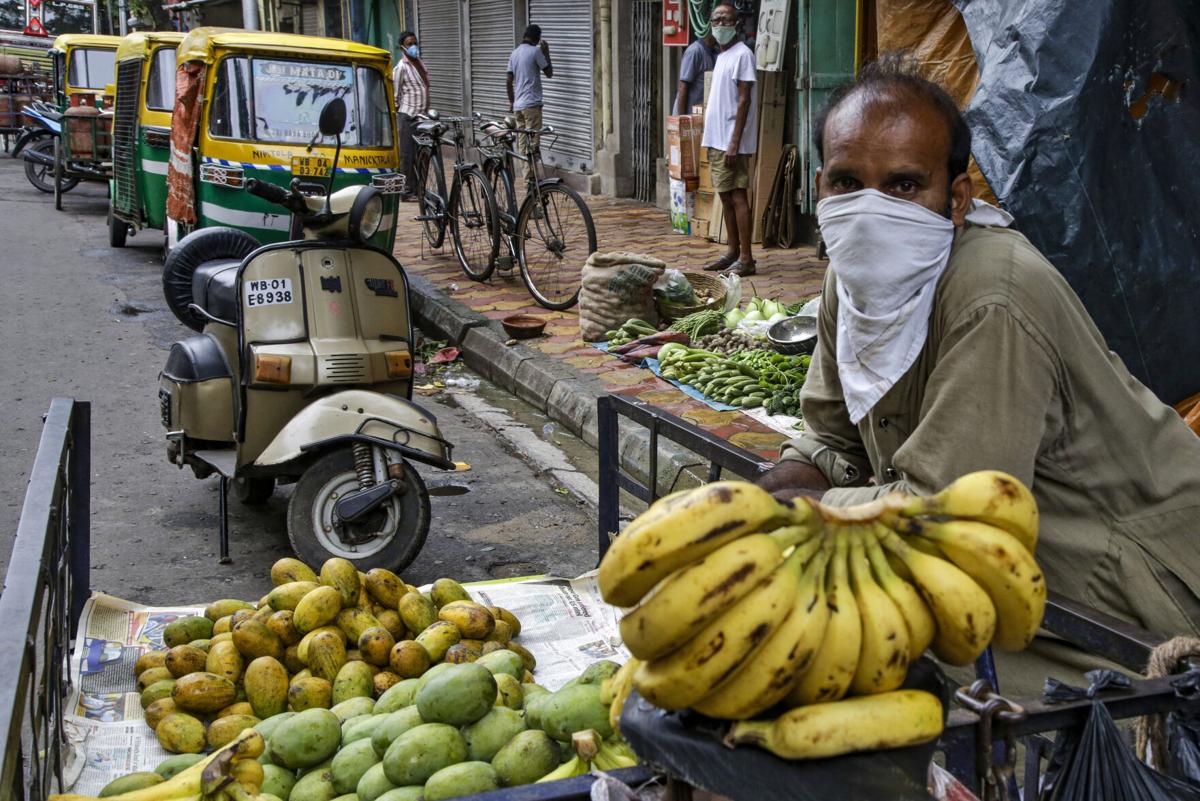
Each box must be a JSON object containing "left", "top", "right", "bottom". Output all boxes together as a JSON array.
[{"left": 349, "top": 187, "right": 384, "bottom": 243}]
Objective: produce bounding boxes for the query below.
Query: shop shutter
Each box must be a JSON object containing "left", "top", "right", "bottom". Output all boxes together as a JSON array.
[
  {"left": 526, "top": 0, "right": 594, "bottom": 172},
  {"left": 417, "top": 0, "right": 464, "bottom": 115},
  {"left": 467, "top": 0, "right": 513, "bottom": 126},
  {"left": 301, "top": 1, "right": 319, "bottom": 35}
]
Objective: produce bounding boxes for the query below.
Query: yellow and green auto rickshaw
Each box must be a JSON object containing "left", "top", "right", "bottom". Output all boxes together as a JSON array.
[
  {"left": 165, "top": 28, "right": 403, "bottom": 252},
  {"left": 50, "top": 33, "right": 121, "bottom": 106},
  {"left": 109, "top": 31, "right": 185, "bottom": 248}
]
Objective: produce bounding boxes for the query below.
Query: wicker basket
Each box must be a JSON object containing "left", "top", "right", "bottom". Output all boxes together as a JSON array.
[{"left": 656, "top": 272, "right": 727, "bottom": 322}]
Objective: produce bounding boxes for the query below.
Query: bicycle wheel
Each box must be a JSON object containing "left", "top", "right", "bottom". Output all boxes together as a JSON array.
[
  {"left": 484, "top": 158, "right": 517, "bottom": 224},
  {"left": 450, "top": 167, "right": 500, "bottom": 282},
  {"left": 516, "top": 182, "right": 597, "bottom": 310},
  {"left": 417, "top": 146, "right": 447, "bottom": 249}
]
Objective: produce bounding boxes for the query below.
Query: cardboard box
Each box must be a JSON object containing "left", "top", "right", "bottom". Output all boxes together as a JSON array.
[
  {"left": 669, "top": 178, "right": 694, "bottom": 235},
  {"left": 698, "top": 159, "right": 713, "bottom": 192},
  {"left": 667, "top": 115, "right": 702, "bottom": 182},
  {"left": 750, "top": 93, "right": 787, "bottom": 243}
]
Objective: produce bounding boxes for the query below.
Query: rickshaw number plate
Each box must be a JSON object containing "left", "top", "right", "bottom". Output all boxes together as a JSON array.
[
  {"left": 292, "top": 155, "right": 332, "bottom": 177},
  {"left": 245, "top": 278, "right": 294, "bottom": 307}
]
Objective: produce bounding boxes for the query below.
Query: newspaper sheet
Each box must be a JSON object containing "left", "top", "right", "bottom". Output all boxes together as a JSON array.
[{"left": 64, "top": 573, "right": 623, "bottom": 792}]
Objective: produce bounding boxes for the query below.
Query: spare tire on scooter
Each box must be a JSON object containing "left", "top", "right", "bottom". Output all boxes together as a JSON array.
[{"left": 163, "top": 227, "right": 260, "bottom": 331}]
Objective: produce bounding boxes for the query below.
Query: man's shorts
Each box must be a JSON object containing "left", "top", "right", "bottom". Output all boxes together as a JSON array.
[{"left": 708, "top": 147, "right": 751, "bottom": 193}]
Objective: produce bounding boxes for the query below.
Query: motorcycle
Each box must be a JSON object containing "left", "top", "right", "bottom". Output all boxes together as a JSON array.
[
  {"left": 15, "top": 101, "right": 80, "bottom": 194},
  {"left": 159, "top": 97, "right": 453, "bottom": 572}
]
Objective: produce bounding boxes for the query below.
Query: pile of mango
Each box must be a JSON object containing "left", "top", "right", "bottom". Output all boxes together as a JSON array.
[{"left": 99, "top": 557, "right": 637, "bottom": 801}]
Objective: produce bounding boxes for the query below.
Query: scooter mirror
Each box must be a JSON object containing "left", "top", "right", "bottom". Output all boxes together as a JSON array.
[{"left": 319, "top": 98, "right": 348, "bottom": 137}]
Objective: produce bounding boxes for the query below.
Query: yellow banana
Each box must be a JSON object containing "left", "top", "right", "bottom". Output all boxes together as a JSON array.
[
  {"left": 692, "top": 542, "right": 832, "bottom": 720},
  {"left": 864, "top": 525, "right": 935, "bottom": 661},
  {"left": 848, "top": 530, "right": 910, "bottom": 695},
  {"left": 603, "top": 657, "right": 640, "bottom": 734},
  {"left": 876, "top": 529, "right": 996, "bottom": 666},
  {"left": 619, "top": 525, "right": 814, "bottom": 660},
  {"left": 897, "top": 517, "right": 1046, "bottom": 651},
  {"left": 633, "top": 541, "right": 811, "bottom": 710},
  {"left": 726, "top": 689, "right": 944, "bottom": 759},
  {"left": 50, "top": 730, "right": 264, "bottom": 801},
  {"left": 788, "top": 532, "right": 860, "bottom": 705},
  {"left": 598, "top": 481, "right": 810, "bottom": 607},
  {"left": 898, "top": 470, "right": 1038, "bottom": 554},
  {"left": 593, "top": 739, "right": 639, "bottom": 771},
  {"left": 535, "top": 756, "right": 588, "bottom": 782}
]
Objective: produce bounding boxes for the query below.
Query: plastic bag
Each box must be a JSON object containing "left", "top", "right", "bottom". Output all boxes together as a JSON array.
[
  {"left": 654, "top": 269, "right": 697, "bottom": 306},
  {"left": 721, "top": 273, "right": 742, "bottom": 312},
  {"left": 1164, "top": 671, "right": 1200, "bottom": 784},
  {"left": 1039, "top": 671, "right": 1200, "bottom": 800}
]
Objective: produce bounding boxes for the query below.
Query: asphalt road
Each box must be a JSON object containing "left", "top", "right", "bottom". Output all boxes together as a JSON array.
[{"left": 0, "top": 155, "right": 597, "bottom": 606}]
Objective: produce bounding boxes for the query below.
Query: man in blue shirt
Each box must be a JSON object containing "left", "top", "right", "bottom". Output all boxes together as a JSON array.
[
  {"left": 507, "top": 25, "right": 553, "bottom": 180},
  {"left": 674, "top": 31, "right": 719, "bottom": 116}
]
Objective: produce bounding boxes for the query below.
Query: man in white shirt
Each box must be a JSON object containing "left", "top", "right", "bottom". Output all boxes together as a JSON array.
[
  {"left": 700, "top": 4, "right": 758, "bottom": 276},
  {"left": 507, "top": 25, "right": 553, "bottom": 181}
]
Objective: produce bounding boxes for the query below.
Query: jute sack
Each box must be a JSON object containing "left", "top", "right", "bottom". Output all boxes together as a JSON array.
[{"left": 578, "top": 252, "right": 667, "bottom": 342}]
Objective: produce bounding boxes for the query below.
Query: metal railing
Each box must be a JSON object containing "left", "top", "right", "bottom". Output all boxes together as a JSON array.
[{"left": 0, "top": 398, "right": 90, "bottom": 801}]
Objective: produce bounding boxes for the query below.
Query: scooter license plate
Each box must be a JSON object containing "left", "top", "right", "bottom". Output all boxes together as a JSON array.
[
  {"left": 245, "top": 278, "right": 294, "bottom": 307},
  {"left": 291, "top": 155, "right": 332, "bottom": 177}
]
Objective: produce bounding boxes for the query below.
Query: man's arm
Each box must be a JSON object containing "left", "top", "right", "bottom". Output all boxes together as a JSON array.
[
  {"left": 673, "top": 80, "right": 690, "bottom": 116},
  {"left": 725, "top": 79, "right": 752, "bottom": 166},
  {"left": 540, "top": 41, "right": 553, "bottom": 78},
  {"left": 506, "top": 72, "right": 514, "bottom": 110}
]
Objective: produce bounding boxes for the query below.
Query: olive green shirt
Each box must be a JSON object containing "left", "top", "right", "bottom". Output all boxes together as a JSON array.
[{"left": 782, "top": 225, "right": 1200, "bottom": 638}]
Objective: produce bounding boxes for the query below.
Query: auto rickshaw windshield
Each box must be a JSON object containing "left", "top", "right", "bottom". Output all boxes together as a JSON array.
[
  {"left": 145, "top": 47, "right": 177, "bottom": 111},
  {"left": 68, "top": 47, "right": 117, "bottom": 89},
  {"left": 208, "top": 56, "right": 392, "bottom": 147}
]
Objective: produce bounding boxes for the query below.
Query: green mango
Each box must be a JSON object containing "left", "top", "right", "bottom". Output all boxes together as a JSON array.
[
  {"left": 371, "top": 706, "right": 425, "bottom": 758},
  {"left": 381, "top": 723, "right": 466, "bottom": 786},
  {"left": 262, "top": 763, "right": 299, "bottom": 800},
  {"left": 291, "top": 765, "right": 338, "bottom": 801},
  {"left": 374, "top": 679, "right": 421, "bottom": 714},
  {"left": 99, "top": 772, "right": 163, "bottom": 797},
  {"left": 521, "top": 683, "right": 549, "bottom": 703},
  {"left": 331, "top": 738, "right": 380, "bottom": 795},
  {"left": 491, "top": 730, "right": 561, "bottom": 787},
  {"left": 355, "top": 763, "right": 396, "bottom": 801},
  {"left": 331, "top": 696, "right": 375, "bottom": 721},
  {"left": 415, "top": 664, "right": 496, "bottom": 726},
  {"left": 461, "top": 707, "right": 526, "bottom": 762},
  {"left": 343, "top": 715, "right": 386, "bottom": 747},
  {"left": 162, "top": 616, "right": 214, "bottom": 648},
  {"left": 423, "top": 762, "right": 498, "bottom": 801},
  {"left": 536, "top": 683, "right": 612, "bottom": 741},
  {"left": 333, "top": 662, "right": 375, "bottom": 706},
  {"left": 331, "top": 796, "right": 358, "bottom": 801},
  {"left": 270, "top": 708, "right": 342, "bottom": 769},
  {"left": 375, "top": 789, "right": 425, "bottom": 801},
  {"left": 153, "top": 754, "right": 205, "bottom": 780},
  {"left": 474, "top": 650, "right": 523, "bottom": 681},
  {"left": 577, "top": 660, "right": 621, "bottom": 686}
]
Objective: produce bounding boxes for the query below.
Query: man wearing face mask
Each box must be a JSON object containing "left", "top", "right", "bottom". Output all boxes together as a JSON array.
[
  {"left": 392, "top": 31, "right": 429, "bottom": 202},
  {"left": 756, "top": 53, "right": 1200, "bottom": 644}
]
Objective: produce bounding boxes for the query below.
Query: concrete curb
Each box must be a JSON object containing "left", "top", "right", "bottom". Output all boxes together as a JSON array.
[{"left": 407, "top": 273, "right": 714, "bottom": 495}]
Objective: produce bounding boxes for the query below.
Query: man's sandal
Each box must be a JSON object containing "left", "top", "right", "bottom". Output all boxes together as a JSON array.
[
  {"left": 722, "top": 260, "right": 757, "bottom": 277},
  {"left": 703, "top": 254, "right": 737, "bottom": 272}
]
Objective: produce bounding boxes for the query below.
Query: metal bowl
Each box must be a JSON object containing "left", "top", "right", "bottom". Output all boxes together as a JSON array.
[{"left": 767, "top": 315, "right": 818, "bottom": 355}]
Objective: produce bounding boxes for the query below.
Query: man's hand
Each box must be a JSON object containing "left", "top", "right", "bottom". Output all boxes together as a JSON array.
[
  {"left": 724, "top": 148, "right": 737, "bottom": 169},
  {"left": 756, "top": 460, "right": 830, "bottom": 503},
  {"left": 540, "top": 39, "right": 550, "bottom": 55}
]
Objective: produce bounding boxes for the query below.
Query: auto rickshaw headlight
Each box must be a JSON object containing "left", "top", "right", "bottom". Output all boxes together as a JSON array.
[{"left": 349, "top": 187, "right": 384, "bottom": 242}]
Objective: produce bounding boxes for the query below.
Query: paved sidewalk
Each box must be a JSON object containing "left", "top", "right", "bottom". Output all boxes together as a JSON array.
[{"left": 393, "top": 194, "right": 827, "bottom": 481}]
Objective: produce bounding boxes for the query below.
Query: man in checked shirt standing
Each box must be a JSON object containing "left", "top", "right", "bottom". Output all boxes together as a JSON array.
[{"left": 392, "top": 31, "right": 430, "bottom": 201}]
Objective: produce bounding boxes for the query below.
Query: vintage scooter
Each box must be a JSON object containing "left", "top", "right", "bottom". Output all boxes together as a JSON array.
[{"left": 159, "top": 97, "right": 454, "bottom": 572}]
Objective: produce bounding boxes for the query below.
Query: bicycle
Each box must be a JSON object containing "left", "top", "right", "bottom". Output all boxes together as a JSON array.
[
  {"left": 476, "top": 115, "right": 597, "bottom": 310},
  {"left": 411, "top": 111, "right": 499, "bottom": 281}
]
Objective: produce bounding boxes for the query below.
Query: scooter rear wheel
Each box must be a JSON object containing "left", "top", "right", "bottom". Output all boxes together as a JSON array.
[{"left": 287, "top": 449, "right": 431, "bottom": 572}]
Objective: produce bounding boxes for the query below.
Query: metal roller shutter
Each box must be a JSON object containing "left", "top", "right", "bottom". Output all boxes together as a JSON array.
[
  {"left": 468, "top": 0, "right": 513, "bottom": 126},
  {"left": 417, "top": 0, "right": 464, "bottom": 115},
  {"left": 527, "top": 0, "right": 594, "bottom": 172}
]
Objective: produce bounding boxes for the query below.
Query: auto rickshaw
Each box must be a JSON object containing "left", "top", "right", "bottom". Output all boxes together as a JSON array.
[
  {"left": 108, "top": 31, "right": 185, "bottom": 249},
  {"left": 47, "top": 33, "right": 122, "bottom": 210},
  {"left": 165, "top": 28, "right": 404, "bottom": 252}
]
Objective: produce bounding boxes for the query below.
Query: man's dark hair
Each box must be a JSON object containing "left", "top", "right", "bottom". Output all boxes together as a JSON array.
[
  {"left": 523, "top": 24, "right": 541, "bottom": 43},
  {"left": 813, "top": 51, "right": 971, "bottom": 179},
  {"left": 399, "top": 31, "right": 416, "bottom": 45}
]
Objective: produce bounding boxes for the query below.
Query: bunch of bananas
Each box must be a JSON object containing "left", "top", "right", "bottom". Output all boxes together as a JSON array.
[
  {"left": 598, "top": 471, "right": 1045, "bottom": 759},
  {"left": 535, "top": 730, "right": 638, "bottom": 781}
]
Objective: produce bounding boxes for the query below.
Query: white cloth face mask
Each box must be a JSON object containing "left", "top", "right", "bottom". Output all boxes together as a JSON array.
[{"left": 817, "top": 188, "right": 955, "bottom": 425}]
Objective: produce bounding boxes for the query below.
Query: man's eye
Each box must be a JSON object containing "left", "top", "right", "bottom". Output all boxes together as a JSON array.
[
  {"left": 832, "top": 177, "right": 860, "bottom": 191},
  {"left": 894, "top": 180, "right": 917, "bottom": 193}
]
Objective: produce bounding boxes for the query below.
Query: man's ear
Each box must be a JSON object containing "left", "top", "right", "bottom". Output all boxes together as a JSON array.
[
  {"left": 949, "top": 172, "right": 973, "bottom": 226},
  {"left": 814, "top": 167, "right": 823, "bottom": 199}
]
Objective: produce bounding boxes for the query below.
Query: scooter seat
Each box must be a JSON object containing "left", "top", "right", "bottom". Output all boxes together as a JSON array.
[
  {"left": 163, "top": 334, "right": 231, "bottom": 382},
  {"left": 191, "top": 259, "right": 241, "bottom": 322}
]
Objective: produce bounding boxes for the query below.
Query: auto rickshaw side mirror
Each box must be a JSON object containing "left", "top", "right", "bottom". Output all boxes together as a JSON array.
[{"left": 319, "top": 98, "right": 347, "bottom": 137}]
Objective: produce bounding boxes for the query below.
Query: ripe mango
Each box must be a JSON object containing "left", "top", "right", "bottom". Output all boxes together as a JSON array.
[
  {"left": 373, "top": 670, "right": 402, "bottom": 696},
  {"left": 494, "top": 674, "right": 523, "bottom": 709},
  {"left": 233, "top": 618, "right": 285, "bottom": 661},
  {"left": 134, "top": 651, "right": 166, "bottom": 677},
  {"left": 333, "top": 661, "right": 375, "bottom": 705},
  {"left": 163, "top": 616, "right": 214, "bottom": 648},
  {"left": 269, "top": 707, "right": 341, "bottom": 769},
  {"left": 442, "top": 642, "right": 480, "bottom": 664},
  {"left": 205, "top": 638, "right": 245, "bottom": 683},
  {"left": 137, "top": 666, "right": 173, "bottom": 692},
  {"left": 337, "top": 608, "right": 382, "bottom": 644},
  {"left": 268, "top": 610, "right": 303, "bottom": 645},
  {"left": 207, "top": 713, "right": 260, "bottom": 750},
  {"left": 155, "top": 713, "right": 206, "bottom": 754},
  {"left": 416, "top": 663, "right": 497, "bottom": 726},
  {"left": 245, "top": 656, "right": 290, "bottom": 719},
  {"left": 297, "top": 626, "right": 345, "bottom": 664},
  {"left": 358, "top": 627, "right": 395, "bottom": 667},
  {"left": 381, "top": 723, "right": 466, "bottom": 786},
  {"left": 289, "top": 677, "right": 333, "bottom": 712},
  {"left": 491, "top": 607, "right": 522, "bottom": 637},
  {"left": 387, "top": 641, "right": 430, "bottom": 678},
  {"left": 140, "top": 679, "right": 176, "bottom": 710},
  {"left": 144, "top": 697, "right": 178, "bottom": 729},
  {"left": 506, "top": 642, "right": 537, "bottom": 673},
  {"left": 430, "top": 578, "right": 472, "bottom": 609},
  {"left": 269, "top": 581, "right": 321, "bottom": 612},
  {"left": 462, "top": 706, "right": 526, "bottom": 762},
  {"left": 438, "top": 601, "right": 495, "bottom": 640},
  {"left": 375, "top": 610, "right": 407, "bottom": 642},
  {"left": 294, "top": 586, "right": 344, "bottom": 634},
  {"left": 172, "top": 672, "right": 237, "bottom": 714},
  {"left": 397, "top": 593, "right": 438, "bottom": 635},
  {"left": 307, "top": 630, "right": 348, "bottom": 682},
  {"left": 272, "top": 557, "right": 318, "bottom": 586},
  {"left": 218, "top": 701, "right": 255, "bottom": 718},
  {"left": 486, "top": 620, "right": 513, "bottom": 646},
  {"left": 424, "top": 761, "right": 498, "bottom": 801},
  {"left": 491, "top": 730, "right": 560, "bottom": 787},
  {"left": 320, "top": 558, "right": 362, "bottom": 608},
  {"left": 415, "top": 621, "right": 460, "bottom": 663},
  {"left": 364, "top": 569, "right": 407, "bottom": 608},
  {"left": 206, "top": 599, "right": 257, "bottom": 622}
]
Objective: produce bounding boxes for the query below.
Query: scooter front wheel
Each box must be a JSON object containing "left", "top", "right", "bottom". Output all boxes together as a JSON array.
[{"left": 287, "top": 449, "right": 431, "bottom": 572}]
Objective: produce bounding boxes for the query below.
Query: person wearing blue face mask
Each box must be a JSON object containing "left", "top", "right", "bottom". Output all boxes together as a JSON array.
[
  {"left": 392, "top": 31, "right": 429, "bottom": 201},
  {"left": 754, "top": 52, "right": 1200, "bottom": 652}
]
